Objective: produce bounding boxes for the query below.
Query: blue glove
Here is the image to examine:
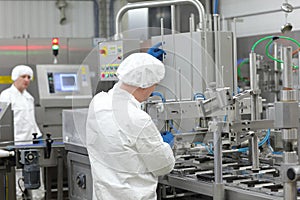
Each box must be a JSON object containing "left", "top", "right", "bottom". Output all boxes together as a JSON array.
[
  {"left": 147, "top": 42, "right": 166, "bottom": 61},
  {"left": 161, "top": 131, "right": 174, "bottom": 147}
]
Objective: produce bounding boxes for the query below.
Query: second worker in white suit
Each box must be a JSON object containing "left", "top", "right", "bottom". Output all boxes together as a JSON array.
[{"left": 0, "top": 65, "right": 45, "bottom": 200}]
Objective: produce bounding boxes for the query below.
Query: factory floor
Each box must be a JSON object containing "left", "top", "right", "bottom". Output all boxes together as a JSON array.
[
  {"left": 163, "top": 195, "right": 212, "bottom": 200},
  {"left": 167, "top": 197, "right": 211, "bottom": 200}
]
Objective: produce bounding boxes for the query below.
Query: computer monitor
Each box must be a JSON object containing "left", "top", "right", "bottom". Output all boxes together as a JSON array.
[{"left": 53, "top": 73, "right": 78, "bottom": 92}]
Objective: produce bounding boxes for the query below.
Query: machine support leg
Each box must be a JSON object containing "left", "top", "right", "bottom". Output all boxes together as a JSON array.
[
  {"left": 213, "top": 120, "right": 225, "bottom": 200},
  {"left": 57, "top": 150, "right": 63, "bottom": 200}
]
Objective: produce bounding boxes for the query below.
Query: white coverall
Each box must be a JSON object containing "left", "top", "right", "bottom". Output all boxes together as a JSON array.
[
  {"left": 0, "top": 84, "right": 44, "bottom": 200},
  {"left": 86, "top": 83, "right": 175, "bottom": 200}
]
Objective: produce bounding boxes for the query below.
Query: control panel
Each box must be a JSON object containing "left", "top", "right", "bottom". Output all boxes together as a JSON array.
[{"left": 98, "top": 40, "right": 140, "bottom": 81}]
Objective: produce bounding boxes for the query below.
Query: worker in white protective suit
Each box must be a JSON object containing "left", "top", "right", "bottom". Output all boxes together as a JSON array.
[
  {"left": 86, "top": 52, "right": 175, "bottom": 200},
  {"left": 0, "top": 65, "right": 45, "bottom": 200}
]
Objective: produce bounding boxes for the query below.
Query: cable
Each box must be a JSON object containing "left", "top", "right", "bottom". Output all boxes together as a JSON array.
[
  {"left": 18, "top": 177, "right": 29, "bottom": 200},
  {"left": 151, "top": 91, "right": 166, "bottom": 102}
]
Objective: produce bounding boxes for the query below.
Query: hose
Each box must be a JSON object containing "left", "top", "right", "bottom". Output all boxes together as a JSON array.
[
  {"left": 213, "top": 0, "right": 219, "bottom": 14},
  {"left": 193, "top": 92, "right": 206, "bottom": 100},
  {"left": 151, "top": 91, "right": 166, "bottom": 102},
  {"left": 265, "top": 38, "right": 299, "bottom": 69},
  {"left": 237, "top": 58, "right": 249, "bottom": 82},
  {"left": 251, "top": 36, "right": 274, "bottom": 52},
  {"left": 251, "top": 35, "right": 300, "bottom": 52},
  {"left": 194, "top": 142, "right": 214, "bottom": 154}
]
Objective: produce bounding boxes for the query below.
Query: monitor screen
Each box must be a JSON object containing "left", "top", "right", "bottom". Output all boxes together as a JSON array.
[{"left": 53, "top": 73, "right": 78, "bottom": 92}]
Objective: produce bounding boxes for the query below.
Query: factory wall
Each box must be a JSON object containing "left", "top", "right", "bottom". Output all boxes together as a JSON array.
[
  {"left": 2, "top": 1, "right": 300, "bottom": 39},
  {"left": 220, "top": 0, "right": 300, "bottom": 38},
  {"left": 0, "top": 0, "right": 94, "bottom": 38}
]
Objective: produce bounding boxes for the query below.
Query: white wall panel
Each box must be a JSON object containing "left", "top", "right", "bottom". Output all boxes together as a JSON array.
[
  {"left": 0, "top": 1, "right": 94, "bottom": 38},
  {"left": 220, "top": 0, "right": 300, "bottom": 37}
]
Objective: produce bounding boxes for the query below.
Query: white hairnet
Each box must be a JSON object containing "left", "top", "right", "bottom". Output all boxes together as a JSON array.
[
  {"left": 11, "top": 65, "right": 33, "bottom": 81},
  {"left": 116, "top": 53, "right": 165, "bottom": 88}
]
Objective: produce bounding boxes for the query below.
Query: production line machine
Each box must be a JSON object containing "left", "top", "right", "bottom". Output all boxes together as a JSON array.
[
  {"left": 147, "top": 37, "right": 300, "bottom": 200},
  {"left": 61, "top": 0, "right": 300, "bottom": 200},
  {"left": 3, "top": 1, "right": 293, "bottom": 199},
  {"left": 19, "top": 1, "right": 298, "bottom": 200}
]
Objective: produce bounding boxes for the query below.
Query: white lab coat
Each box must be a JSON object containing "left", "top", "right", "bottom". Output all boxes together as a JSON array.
[
  {"left": 0, "top": 84, "right": 44, "bottom": 200},
  {"left": 0, "top": 85, "right": 42, "bottom": 143},
  {"left": 86, "top": 83, "right": 175, "bottom": 200}
]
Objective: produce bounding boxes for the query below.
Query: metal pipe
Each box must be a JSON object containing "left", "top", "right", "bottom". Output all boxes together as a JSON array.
[
  {"left": 298, "top": 51, "right": 300, "bottom": 100},
  {"left": 274, "top": 42, "right": 278, "bottom": 101},
  {"left": 251, "top": 134, "right": 259, "bottom": 170},
  {"left": 231, "top": 18, "right": 240, "bottom": 121},
  {"left": 171, "top": 5, "right": 176, "bottom": 34},
  {"left": 249, "top": 52, "right": 257, "bottom": 91},
  {"left": 224, "top": 6, "right": 300, "bottom": 20},
  {"left": 160, "top": 18, "right": 165, "bottom": 56},
  {"left": 114, "top": 0, "right": 206, "bottom": 39},
  {"left": 213, "top": 14, "right": 220, "bottom": 86},
  {"left": 280, "top": 46, "right": 298, "bottom": 200},
  {"left": 232, "top": 18, "right": 238, "bottom": 95},
  {"left": 284, "top": 182, "right": 297, "bottom": 200},
  {"left": 249, "top": 52, "right": 260, "bottom": 170},
  {"left": 213, "top": 119, "right": 225, "bottom": 200},
  {"left": 57, "top": 150, "right": 63, "bottom": 200},
  {"left": 283, "top": 47, "right": 293, "bottom": 89},
  {"left": 171, "top": 4, "right": 178, "bottom": 100},
  {"left": 214, "top": 124, "right": 222, "bottom": 183},
  {"left": 179, "top": 68, "right": 182, "bottom": 100},
  {"left": 190, "top": 15, "right": 194, "bottom": 100},
  {"left": 204, "top": 0, "right": 212, "bottom": 31},
  {"left": 190, "top": 13, "right": 195, "bottom": 31}
]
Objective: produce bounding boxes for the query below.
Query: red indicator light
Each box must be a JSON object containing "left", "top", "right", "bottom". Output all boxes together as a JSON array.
[
  {"left": 100, "top": 49, "right": 106, "bottom": 54},
  {"left": 52, "top": 38, "right": 59, "bottom": 45}
]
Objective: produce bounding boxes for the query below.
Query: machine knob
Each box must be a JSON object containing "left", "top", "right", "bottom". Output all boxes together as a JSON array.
[
  {"left": 76, "top": 173, "right": 86, "bottom": 189},
  {"left": 26, "top": 152, "right": 35, "bottom": 162}
]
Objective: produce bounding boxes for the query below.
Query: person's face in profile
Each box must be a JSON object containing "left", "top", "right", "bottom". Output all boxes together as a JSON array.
[{"left": 14, "top": 74, "right": 31, "bottom": 93}]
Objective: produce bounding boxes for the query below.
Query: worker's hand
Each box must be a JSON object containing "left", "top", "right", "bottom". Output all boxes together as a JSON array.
[
  {"left": 161, "top": 131, "right": 174, "bottom": 147},
  {"left": 147, "top": 42, "right": 166, "bottom": 62}
]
